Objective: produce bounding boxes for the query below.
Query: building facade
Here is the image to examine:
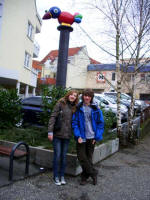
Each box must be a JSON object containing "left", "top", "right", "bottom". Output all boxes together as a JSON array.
[
  {"left": 33, "top": 46, "right": 100, "bottom": 90},
  {"left": 0, "top": 0, "right": 42, "bottom": 97},
  {"left": 88, "top": 64, "right": 150, "bottom": 100},
  {"left": 33, "top": 46, "right": 150, "bottom": 100}
]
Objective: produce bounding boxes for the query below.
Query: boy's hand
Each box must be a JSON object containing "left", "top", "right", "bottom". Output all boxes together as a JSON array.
[{"left": 48, "top": 135, "right": 53, "bottom": 141}]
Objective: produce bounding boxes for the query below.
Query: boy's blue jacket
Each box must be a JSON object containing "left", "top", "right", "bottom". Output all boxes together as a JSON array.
[{"left": 72, "top": 102, "right": 104, "bottom": 141}]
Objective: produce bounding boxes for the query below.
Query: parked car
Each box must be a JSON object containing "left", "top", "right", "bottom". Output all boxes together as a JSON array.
[
  {"left": 20, "top": 96, "right": 51, "bottom": 127},
  {"left": 103, "top": 92, "right": 141, "bottom": 114},
  {"left": 94, "top": 93, "right": 128, "bottom": 122}
]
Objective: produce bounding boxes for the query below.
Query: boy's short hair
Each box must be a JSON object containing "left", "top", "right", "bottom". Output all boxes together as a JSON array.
[{"left": 82, "top": 89, "right": 94, "bottom": 102}]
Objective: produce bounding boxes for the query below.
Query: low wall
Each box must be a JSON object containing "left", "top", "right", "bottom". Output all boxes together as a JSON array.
[{"left": 0, "top": 138, "right": 119, "bottom": 176}]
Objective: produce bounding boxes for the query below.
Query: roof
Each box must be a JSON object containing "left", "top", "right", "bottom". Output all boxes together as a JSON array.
[
  {"left": 87, "top": 64, "right": 150, "bottom": 72},
  {"left": 32, "top": 46, "right": 101, "bottom": 75},
  {"left": 89, "top": 57, "right": 101, "bottom": 64},
  {"left": 40, "top": 47, "right": 83, "bottom": 64},
  {"left": 32, "top": 60, "right": 42, "bottom": 70}
]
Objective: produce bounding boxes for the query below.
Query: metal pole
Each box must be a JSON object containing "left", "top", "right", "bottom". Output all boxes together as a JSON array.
[{"left": 56, "top": 25, "right": 73, "bottom": 87}]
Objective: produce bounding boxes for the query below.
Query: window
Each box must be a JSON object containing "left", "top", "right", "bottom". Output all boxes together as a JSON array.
[
  {"left": 24, "top": 52, "right": 31, "bottom": 68},
  {"left": 45, "top": 75, "right": 51, "bottom": 78},
  {"left": 27, "top": 21, "right": 33, "bottom": 40},
  {"left": 112, "top": 72, "right": 115, "bottom": 81},
  {"left": 0, "top": 2, "right": 3, "bottom": 18},
  {"left": 140, "top": 73, "right": 145, "bottom": 82}
]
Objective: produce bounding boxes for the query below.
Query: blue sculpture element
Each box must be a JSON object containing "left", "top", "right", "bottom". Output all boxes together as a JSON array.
[{"left": 49, "top": 7, "right": 61, "bottom": 18}]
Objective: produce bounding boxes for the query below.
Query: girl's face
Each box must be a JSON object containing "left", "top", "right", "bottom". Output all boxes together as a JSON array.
[{"left": 68, "top": 92, "right": 78, "bottom": 103}]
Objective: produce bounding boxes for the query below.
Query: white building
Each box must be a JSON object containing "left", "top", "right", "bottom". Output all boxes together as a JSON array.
[
  {"left": 0, "top": 0, "right": 42, "bottom": 97},
  {"left": 34, "top": 46, "right": 101, "bottom": 90}
]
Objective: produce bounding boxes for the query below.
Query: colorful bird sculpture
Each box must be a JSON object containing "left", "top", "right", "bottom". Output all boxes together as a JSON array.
[{"left": 42, "top": 6, "right": 82, "bottom": 26}]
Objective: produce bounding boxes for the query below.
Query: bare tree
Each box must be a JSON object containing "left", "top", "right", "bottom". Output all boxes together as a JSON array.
[
  {"left": 119, "top": 0, "right": 150, "bottom": 142},
  {"left": 76, "top": 0, "right": 131, "bottom": 143}
]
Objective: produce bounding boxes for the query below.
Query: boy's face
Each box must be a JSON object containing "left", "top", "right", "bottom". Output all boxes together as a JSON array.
[{"left": 83, "top": 95, "right": 92, "bottom": 105}]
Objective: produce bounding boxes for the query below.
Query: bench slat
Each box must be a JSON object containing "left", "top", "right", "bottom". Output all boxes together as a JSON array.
[{"left": 0, "top": 146, "right": 27, "bottom": 158}]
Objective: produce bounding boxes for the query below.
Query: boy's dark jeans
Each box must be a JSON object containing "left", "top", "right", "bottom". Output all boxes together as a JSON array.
[{"left": 76, "top": 139, "right": 97, "bottom": 180}]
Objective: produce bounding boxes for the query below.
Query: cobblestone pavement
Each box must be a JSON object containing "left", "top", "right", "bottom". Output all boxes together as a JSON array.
[{"left": 1, "top": 134, "right": 150, "bottom": 200}]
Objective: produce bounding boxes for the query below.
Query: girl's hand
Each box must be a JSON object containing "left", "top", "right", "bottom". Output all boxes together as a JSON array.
[
  {"left": 92, "top": 139, "right": 96, "bottom": 145},
  {"left": 78, "top": 137, "right": 83, "bottom": 143}
]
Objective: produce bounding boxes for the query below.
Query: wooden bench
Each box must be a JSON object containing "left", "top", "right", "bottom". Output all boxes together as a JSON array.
[{"left": 0, "top": 141, "right": 30, "bottom": 181}]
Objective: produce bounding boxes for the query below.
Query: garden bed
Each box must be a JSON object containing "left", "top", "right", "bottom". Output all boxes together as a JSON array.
[
  {"left": 0, "top": 138, "right": 119, "bottom": 176},
  {"left": 0, "top": 126, "right": 119, "bottom": 175},
  {"left": 0, "top": 126, "right": 117, "bottom": 154}
]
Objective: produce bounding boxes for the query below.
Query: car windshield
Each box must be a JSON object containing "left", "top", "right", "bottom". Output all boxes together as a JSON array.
[
  {"left": 22, "top": 97, "right": 51, "bottom": 106},
  {"left": 22, "top": 97, "right": 43, "bottom": 106},
  {"left": 121, "top": 94, "right": 131, "bottom": 100},
  {"left": 104, "top": 96, "right": 116, "bottom": 104}
]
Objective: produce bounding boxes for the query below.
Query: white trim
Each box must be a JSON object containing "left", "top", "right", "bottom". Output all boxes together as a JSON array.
[
  {"left": 0, "top": 67, "right": 19, "bottom": 79},
  {"left": 16, "top": 81, "right": 20, "bottom": 95},
  {"left": 27, "top": 21, "right": 34, "bottom": 40},
  {"left": 25, "top": 85, "right": 29, "bottom": 97},
  {"left": 24, "top": 51, "right": 31, "bottom": 68},
  {"left": 32, "top": 87, "right": 36, "bottom": 96}
]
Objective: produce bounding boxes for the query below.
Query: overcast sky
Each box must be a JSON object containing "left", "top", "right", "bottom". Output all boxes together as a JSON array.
[{"left": 35, "top": 0, "right": 115, "bottom": 63}]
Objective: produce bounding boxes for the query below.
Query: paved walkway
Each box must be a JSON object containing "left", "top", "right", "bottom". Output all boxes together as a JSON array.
[
  {"left": 0, "top": 156, "right": 42, "bottom": 187},
  {"left": 0, "top": 134, "right": 150, "bottom": 200}
]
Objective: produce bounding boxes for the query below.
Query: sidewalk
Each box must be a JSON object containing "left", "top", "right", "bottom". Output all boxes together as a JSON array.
[
  {"left": 0, "top": 156, "right": 42, "bottom": 187},
  {"left": 0, "top": 133, "right": 150, "bottom": 200}
]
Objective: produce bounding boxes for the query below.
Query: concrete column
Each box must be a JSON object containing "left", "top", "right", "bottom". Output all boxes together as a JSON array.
[
  {"left": 32, "top": 87, "right": 36, "bottom": 96},
  {"left": 16, "top": 81, "right": 20, "bottom": 95},
  {"left": 25, "top": 85, "right": 29, "bottom": 97}
]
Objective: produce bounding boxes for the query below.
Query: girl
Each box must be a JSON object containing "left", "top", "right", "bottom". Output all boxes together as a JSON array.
[{"left": 48, "top": 90, "right": 79, "bottom": 185}]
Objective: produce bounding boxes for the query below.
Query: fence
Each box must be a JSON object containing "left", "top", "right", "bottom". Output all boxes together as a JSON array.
[{"left": 110, "top": 106, "right": 150, "bottom": 142}]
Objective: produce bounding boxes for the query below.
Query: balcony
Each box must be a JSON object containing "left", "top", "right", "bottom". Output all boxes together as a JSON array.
[
  {"left": 33, "top": 41, "right": 40, "bottom": 58},
  {"left": 39, "top": 78, "right": 56, "bottom": 85}
]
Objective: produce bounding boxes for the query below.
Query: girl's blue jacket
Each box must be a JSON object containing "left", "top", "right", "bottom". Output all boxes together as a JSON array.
[{"left": 72, "top": 102, "right": 104, "bottom": 141}]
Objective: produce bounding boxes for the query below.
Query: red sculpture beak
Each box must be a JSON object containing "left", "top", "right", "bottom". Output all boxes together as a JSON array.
[{"left": 42, "top": 12, "right": 52, "bottom": 20}]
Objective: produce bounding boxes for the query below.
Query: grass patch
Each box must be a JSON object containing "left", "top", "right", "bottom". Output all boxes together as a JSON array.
[{"left": 0, "top": 127, "right": 117, "bottom": 154}]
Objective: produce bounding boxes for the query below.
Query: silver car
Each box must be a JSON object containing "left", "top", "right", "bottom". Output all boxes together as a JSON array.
[{"left": 94, "top": 94, "right": 128, "bottom": 122}]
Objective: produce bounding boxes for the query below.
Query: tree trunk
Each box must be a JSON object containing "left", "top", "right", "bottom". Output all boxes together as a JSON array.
[
  {"left": 128, "top": 74, "right": 135, "bottom": 142},
  {"left": 116, "top": 0, "right": 123, "bottom": 144}
]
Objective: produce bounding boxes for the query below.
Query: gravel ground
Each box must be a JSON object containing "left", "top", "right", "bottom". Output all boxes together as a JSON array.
[{"left": 1, "top": 134, "right": 150, "bottom": 200}]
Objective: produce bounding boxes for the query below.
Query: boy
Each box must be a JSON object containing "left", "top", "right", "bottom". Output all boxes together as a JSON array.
[{"left": 72, "top": 89, "right": 104, "bottom": 185}]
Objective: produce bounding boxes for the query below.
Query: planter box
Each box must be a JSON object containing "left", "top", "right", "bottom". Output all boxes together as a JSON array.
[{"left": 0, "top": 138, "right": 119, "bottom": 176}]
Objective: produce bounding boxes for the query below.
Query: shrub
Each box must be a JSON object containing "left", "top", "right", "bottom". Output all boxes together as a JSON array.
[
  {"left": 40, "top": 85, "right": 71, "bottom": 126},
  {"left": 0, "top": 125, "right": 117, "bottom": 154},
  {"left": 0, "top": 89, "right": 22, "bottom": 128},
  {"left": 102, "top": 108, "right": 117, "bottom": 132}
]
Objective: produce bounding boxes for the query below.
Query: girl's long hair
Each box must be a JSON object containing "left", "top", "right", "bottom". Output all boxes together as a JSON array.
[{"left": 59, "top": 90, "right": 79, "bottom": 112}]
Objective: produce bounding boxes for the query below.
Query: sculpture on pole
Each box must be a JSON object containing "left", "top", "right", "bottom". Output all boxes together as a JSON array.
[{"left": 42, "top": 7, "right": 82, "bottom": 87}]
